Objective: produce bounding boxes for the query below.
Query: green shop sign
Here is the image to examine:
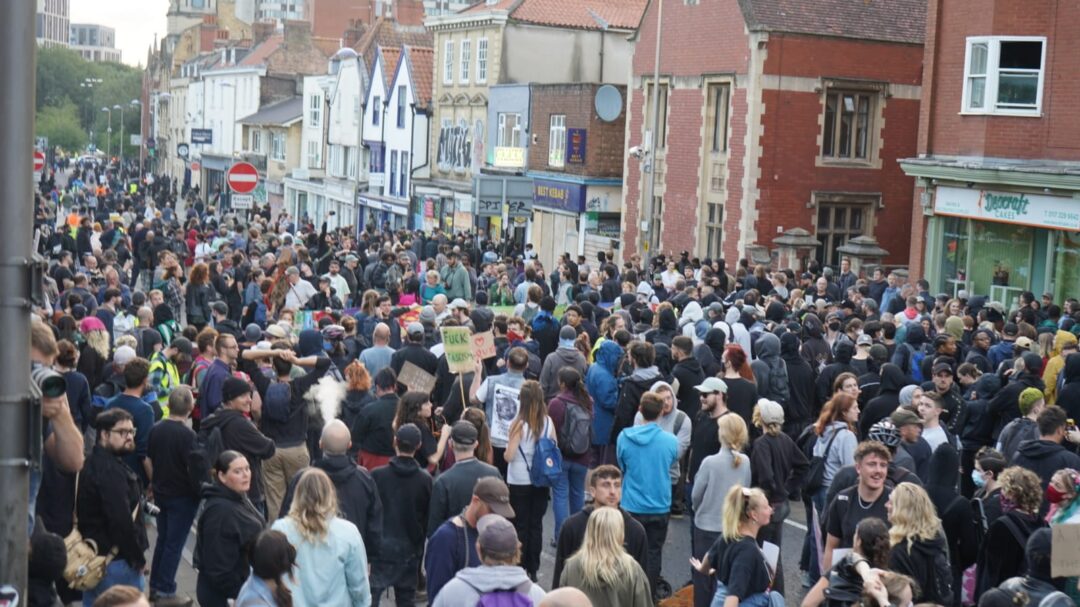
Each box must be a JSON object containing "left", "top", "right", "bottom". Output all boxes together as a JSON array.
[{"left": 934, "top": 186, "right": 1080, "bottom": 231}]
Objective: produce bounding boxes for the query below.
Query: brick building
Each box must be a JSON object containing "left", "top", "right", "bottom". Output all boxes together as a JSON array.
[
  {"left": 900, "top": 0, "right": 1080, "bottom": 305},
  {"left": 622, "top": 0, "right": 925, "bottom": 271}
]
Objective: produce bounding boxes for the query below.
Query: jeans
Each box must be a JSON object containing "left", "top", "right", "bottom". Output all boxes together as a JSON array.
[
  {"left": 551, "top": 460, "right": 588, "bottom": 539},
  {"left": 509, "top": 484, "right": 549, "bottom": 577},
  {"left": 692, "top": 524, "right": 721, "bottom": 607},
  {"left": 370, "top": 557, "right": 420, "bottom": 607},
  {"left": 803, "top": 488, "right": 827, "bottom": 580},
  {"left": 630, "top": 512, "right": 670, "bottom": 598},
  {"left": 82, "top": 559, "right": 145, "bottom": 607},
  {"left": 149, "top": 494, "right": 199, "bottom": 596},
  {"left": 711, "top": 582, "right": 785, "bottom": 607}
]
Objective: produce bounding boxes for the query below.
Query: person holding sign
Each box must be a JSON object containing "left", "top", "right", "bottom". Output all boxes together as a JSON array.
[
  {"left": 391, "top": 323, "right": 439, "bottom": 385},
  {"left": 470, "top": 347, "right": 529, "bottom": 478}
]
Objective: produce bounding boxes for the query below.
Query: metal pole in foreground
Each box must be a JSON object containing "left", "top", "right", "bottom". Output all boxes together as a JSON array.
[
  {"left": 638, "top": 0, "right": 663, "bottom": 270},
  {"left": 0, "top": 0, "right": 36, "bottom": 595}
]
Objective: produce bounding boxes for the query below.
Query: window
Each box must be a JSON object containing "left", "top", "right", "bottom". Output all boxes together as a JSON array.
[
  {"left": 372, "top": 96, "right": 380, "bottom": 125},
  {"left": 548, "top": 114, "right": 566, "bottom": 167},
  {"left": 397, "top": 85, "right": 406, "bottom": 129},
  {"left": 708, "top": 83, "right": 730, "bottom": 153},
  {"left": 963, "top": 37, "right": 1046, "bottom": 115},
  {"left": 347, "top": 146, "right": 357, "bottom": 179},
  {"left": 460, "top": 39, "right": 471, "bottom": 83},
  {"left": 815, "top": 196, "right": 876, "bottom": 268},
  {"left": 389, "top": 150, "right": 398, "bottom": 195},
  {"left": 704, "top": 202, "right": 723, "bottom": 259},
  {"left": 309, "top": 94, "right": 321, "bottom": 127},
  {"left": 353, "top": 96, "right": 360, "bottom": 124},
  {"left": 649, "top": 196, "right": 663, "bottom": 253},
  {"left": 477, "top": 38, "right": 488, "bottom": 83},
  {"left": 822, "top": 91, "right": 874, "bottom": 160},
  {"left": 270, "top": 132, "right": 285, "bottom": 160},
  {"left": 249, "top": 129, "right": 263, "bottom": 153},
  {"left": 497, "top": 113, "right": 522, "bottom": 147},
  {"left": 644, "top": 82, "right": 669, "bottom": 149},
  {"left": 307, "top": 139, "right": 321, "bottom": 168},
  {"left": 444, "top": 40, "right": 454, "bottom": 85},
  {"left": 399, "top": 152, "right": 408, "bottom": 196}
]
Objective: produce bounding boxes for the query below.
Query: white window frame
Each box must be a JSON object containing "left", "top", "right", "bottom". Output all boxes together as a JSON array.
[
  {"left": 443, "top": 39, "right": 454, "bottom": 85},
  {"left": 249, "top": 128, "right": 263, "bottom": 153},
  {"left": 477, "top": 37, "right": 488, "bottom": 83},
  {"left": 309, "top": 93, "right": 322, "bottom": 127},
  {"left": 372, "top": 95, "right": 381, "bottom": 125},
  {"left": 399, "top": 151, "right": 409, "bottom": 197},
  {"left": 270, "top": 131, "right": 285, "bottom": 160},
  {"left": 961, "top": 36, "right": 1047, "bottom": 116},
  {"left": 548, "top": 114, "right": 566, "bottom": 168},
  {"left": 397, "top": 85, "right": 407, "bottom": 129},
  {"left": 389, "top": 150, "right": 398, "bottom": 195},
  {"left": 307, "top": 139, "right": 321, "bottom": 168},
  {"left": 347, "top": 146, "right": 357, "bottom": 179},
  {"left": 497, "top": 113, "right": 522, "bottom": 148},
  {"left": 460, "top": 39, "right": 471, "bottom": 84}
]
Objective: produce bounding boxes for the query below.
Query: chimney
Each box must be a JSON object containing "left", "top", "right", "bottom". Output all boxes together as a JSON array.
[
  {"left": 253, "top": 20, "right": 275, "bottom": 45},
  {"left": 393, "top": 0, "right": 426, "bottom": 26},
  {"left": 343, "top": 19, "right": 365, "bottom": 48},
  {"left": 283, "top": 19, "right": 312, "bottom": 49}
]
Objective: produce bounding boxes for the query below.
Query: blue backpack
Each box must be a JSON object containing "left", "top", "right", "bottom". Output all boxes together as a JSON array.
[
  {"left": 519, "top": 418, "right": 562, "bottom": 488},
  {"left": 908, "top": 345, "right": 927, "bottom": 383}
]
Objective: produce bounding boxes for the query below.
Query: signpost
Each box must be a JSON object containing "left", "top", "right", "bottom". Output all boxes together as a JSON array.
[
  {"left": 231, "top": 194, "right": 253, "bottom": 209},
  {"left": 33, "top": 150, "right": 44, "bottom": 180},
  {"left": 227, "top": 162, "right": 259, "bottom": 194}
]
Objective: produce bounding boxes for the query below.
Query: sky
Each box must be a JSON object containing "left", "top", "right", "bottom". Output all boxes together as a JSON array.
[{"left": 70, "top": 0, "right": 170, "bottom": 67}]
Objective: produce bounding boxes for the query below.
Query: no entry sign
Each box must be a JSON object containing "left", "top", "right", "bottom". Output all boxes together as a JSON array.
[
  {"left": 33, "top": 151, "right": 45, "bottom": 173},
  {"left": 226, "top": 162, "right": 259, "bottom": 194}
]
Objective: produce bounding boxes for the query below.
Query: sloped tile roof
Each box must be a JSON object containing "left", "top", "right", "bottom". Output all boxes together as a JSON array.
[
  {"left": 738, "top": 0, "right": 926, "bottom": 45},
  {"left": 379, "top": 47, "right": 402, "bottom": 91},
  {"left": 509, "top": 0, "right": 648, "bottom": 30},
  {"left": 354, "top": 17, "right": 433, "bottom": 72},
  {"left": 404, "top": 45, "right": 434, "bottom": 109},
  {"left": 312, "top": 36, "right": 342, "bottom": 57},
  {"left": 237, "top": 96, "right": 303, "bottom": 126},
  {"left": 239, "top": 34, "right": 282, "bottom": 66}
]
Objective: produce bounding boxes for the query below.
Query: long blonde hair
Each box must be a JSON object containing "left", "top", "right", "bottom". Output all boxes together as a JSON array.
[
  {"left": 717, "top": 413, "right": 748, "bottom": 468},
  {"left": 722, "top": 485, "right": 767, "bottom": 541},
  {"left": 287, "top": 468, "right": 339, "bottom": 543},
  {"left": 887, "top": 482, "right": 941, "bottom": 550},
  {"left": 85, "top": 329, "right": 110, "bottom": 360},
  {"left": 571, "top": 506, "right": 639, "bottom": 588}
]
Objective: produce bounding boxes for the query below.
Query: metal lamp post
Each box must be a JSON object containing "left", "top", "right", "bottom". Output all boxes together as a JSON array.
[
  {"left": 113, "top": 103, "right": 125, "bottom": 171},
  {"left": 101, "top": 106, "right": 112, "bottom": 158},
  {"left": 130, "top": 99, "right": 142, "bottom": 179}
]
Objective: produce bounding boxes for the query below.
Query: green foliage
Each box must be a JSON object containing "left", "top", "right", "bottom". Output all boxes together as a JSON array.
[
  {"left": 36, "top": 101, "right": 87, "bottom": 152},
  {"left": 35, "top": 46, "right": 142, "bottom": 154}
]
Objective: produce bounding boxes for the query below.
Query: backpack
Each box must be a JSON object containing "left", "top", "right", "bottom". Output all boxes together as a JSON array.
[
  {"left": 804, "top": 427, "right": 839, "bottom": 495},
  {"left": 520, "top": 418, "right": 562, "bottom": 488},
  {"left": 556, "top": 396, "right": 591, "bottom": 457},
  {"left": 923, "top": 541, "right": 955, "bottom": 606},
  {"left": 189, "top": 417, "right": 230, "bottom": 493},
  {"left": 263, "top": 382, "right": 292, "bottom": 424},
  {"left": 899, "top": 343, "right": 927, "bottom": 383},
  {"left": 475, "top": 580, "right": 535, "bottom": 607}
]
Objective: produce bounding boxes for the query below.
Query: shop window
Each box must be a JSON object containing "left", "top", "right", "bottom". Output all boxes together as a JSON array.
[
  {"left": 969, "top": 221, "right": 1033, "bottom": 297},
  {"left": 704, "top": 202, "right": 723, "bottom": 260},
  {"left": 1053, "top": 231, "right": 1080, "bottom": 304},
  {"left": 941, "top": 216, "right": 971, "bottom": 295},
  {"left": 644, "top": 82, "right": 669, "bottom": 150},
  {"left": 963, "top": 37, "right": 1046, "bottom": 115},
  {"left": 548, "top": 114, "right": 566, "bottom": 168},
  {"left": 822, "top": 90, "right": 875, "bottom": 162},
  {"left": 815, "top": 197, "right": 875, "bottom": 268}
]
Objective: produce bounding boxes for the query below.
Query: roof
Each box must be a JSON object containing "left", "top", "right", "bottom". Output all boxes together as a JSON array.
[
  {"left": 378, "top": 46, "right": 402, "bottom": 91},
  {"left": 509, "top": 0, "right": 648, "bottom": 30},
  {"left": 737, "top": 0, "right": 926, "bottom": 45},
  {"left": 403, "top": 45, "right": 434, "bottom": 109},
  {"left": 237, "top": 96, "right": 303, "bottom": 126},
  {"left": 312, "top": 36, "right": 341, "bottom": 57},
  {"left": 239, "top": 34, "right": 283, "bottom": 66},
  {"left": 353, "top": 17, "right": 433, "bottom": 72}
]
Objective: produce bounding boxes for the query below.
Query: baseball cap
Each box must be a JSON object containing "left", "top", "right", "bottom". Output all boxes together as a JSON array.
[
  {"left": 450, "top": 420, "right": 478, "bottom": 446},
  {"left": 856, "top": 334, "right": 873, "bottom": 347},
  {"left": 1003, "top": 322, "right": 1019, "bottom": 337},
  {"left": 477, "top": 514, "right": 519, "bottom": 557},
  {"left": 113, "top": 345, "right": 137, "bottom": 367},
  {"left": 756, "top": 399, "right": 784, "bottom": 425},
  {"left": 449, "top": 298, "right": 469, "bottom": 310},
  {"left": 265, "top": 324, "right": 289, "bottom": 340},
  {"left": 473, "top": 477, "right": 515, "bottom": 518},
  {"left": 932, "top": 362, "right": 953, "bottom": 376},
  {"left": 395, "top": 423, "right": 422, "bottom": 452},
  {"left": 407, "top": 321, "right": 425, "bottom": 336},
  {"left": 170, "top": 337, "right": 194, "bottom": 357},
  {"left": 695, "top": 377, "right": 728, "bottom": 394},
  {"left": 1015, "top": 336, "right": 1034, "bottom": 350},
  {"left": 891, "top": 408, "right": 924, "bottom": 427},
  {"left": 708, "top": 302, "right": 724, "bottom": 316}
]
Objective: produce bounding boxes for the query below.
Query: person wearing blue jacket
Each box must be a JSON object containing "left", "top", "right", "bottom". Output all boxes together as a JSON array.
[
  {"left": 617, "top": 391, "right": 679, "bottom": 600},
  {"left": 587, "top": 340, "right": 623, "bottom": 467}
]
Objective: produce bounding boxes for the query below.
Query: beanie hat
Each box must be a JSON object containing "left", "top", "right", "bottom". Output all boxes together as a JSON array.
[
  {"left": 1018, "top": 387, "right": 1044, "bottom": 416},
  {"left": 222, "top": 377, "right": 251, "bottom": 403}
]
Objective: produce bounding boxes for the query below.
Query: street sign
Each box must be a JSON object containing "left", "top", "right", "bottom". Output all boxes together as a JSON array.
[
  {"left": 226, "top": 162, "right": 259, "bottom": 194},
  {"left": 176, "top": 143, "right": 190, "bottom": 160},
  {"left": 191, "top": 128, "right": 212, "bottom": 144},
  {"left": 231, "top": 194, "right": 254, "bottom": 209},
  {"left": 33, "top": 151, "right": 45, "bottom": 173}
]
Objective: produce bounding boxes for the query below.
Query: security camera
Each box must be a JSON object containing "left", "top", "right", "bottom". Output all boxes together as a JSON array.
[{"left": 628, "top": 146, "right": 644, "bottom": 159}]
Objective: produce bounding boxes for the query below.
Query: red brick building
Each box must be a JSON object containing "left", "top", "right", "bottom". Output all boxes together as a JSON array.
[
  {"left": 900, "top": 0, "right": 1080, "bottom": 304},
  {"left": 621, "top": 0, "right": 925, "bottom": 270}
]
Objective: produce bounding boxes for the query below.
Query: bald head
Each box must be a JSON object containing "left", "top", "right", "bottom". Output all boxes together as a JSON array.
[
  {"left": 373, "top": 323, "right": 391, "bottom": 345},
  {"left": 539, "top": 588, "right": 592, "bottom": 607},
  {"left": 320, "top": 419, "right": 352, "bottom": 456}
]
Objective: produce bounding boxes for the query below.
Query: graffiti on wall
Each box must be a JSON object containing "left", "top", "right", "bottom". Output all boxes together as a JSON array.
[{"left": 437, "top": 118, "right": 481, "bottom": 173}]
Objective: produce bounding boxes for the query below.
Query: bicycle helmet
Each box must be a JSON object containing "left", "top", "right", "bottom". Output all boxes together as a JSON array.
[
  {"left": 321, "top": 324, "right": 345, "bottom": 341},
  {"left": 867, "top": 419, "right": 901, "bottom": 448}
]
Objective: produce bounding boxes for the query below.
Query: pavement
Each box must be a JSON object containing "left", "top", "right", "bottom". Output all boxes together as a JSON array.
[{"left": 153, "top": 500, "right": 811, "bottom": 606}]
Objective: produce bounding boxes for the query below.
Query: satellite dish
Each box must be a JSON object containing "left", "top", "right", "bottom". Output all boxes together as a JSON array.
[{"left": 594, "top": 85, "right": 623, "bottom": 122}]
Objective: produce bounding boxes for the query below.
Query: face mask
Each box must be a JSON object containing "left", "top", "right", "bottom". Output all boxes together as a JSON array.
[
  {"left": 971, "top": 469, "right": 986, "bottom": 489},
  {"left": 828, "top": 322, "right": 840, "bottom": 331},
  {"left": 1047, "top": 484, "right": 1069, "bottom": 505}
]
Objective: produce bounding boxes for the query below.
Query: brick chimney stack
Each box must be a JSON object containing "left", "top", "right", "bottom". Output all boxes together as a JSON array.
[
  {"left": 253, "top": 21, "right": 275, "bottom": 45},
  {"left": 283, "top": 19, "right": 312, "bottom": 50}
]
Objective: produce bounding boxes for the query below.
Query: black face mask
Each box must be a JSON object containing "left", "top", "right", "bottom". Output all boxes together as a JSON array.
[{"left": 828, "top": 322, "right": 841, "bottom": 331}]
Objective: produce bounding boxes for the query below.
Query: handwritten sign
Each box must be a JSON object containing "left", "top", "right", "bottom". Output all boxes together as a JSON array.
[
  {"left": 1052, "top": 524, "right": 1080, "bottom": 577},
  {"left": 441, "top": 327, "right": 474, "bottom": 373},
  {"left": 471, "top": 331, "right": 496, "bottom": 360},
  {"left": 398, "top": 361, "right": 436, "bottom": 395},
  {"left": 489, "top": 384, "right": 521, "bottom": 443}
]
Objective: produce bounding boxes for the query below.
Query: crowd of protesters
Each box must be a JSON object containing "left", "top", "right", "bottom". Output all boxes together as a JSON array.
[{"left": 23, "top": 158, "right": 1080, "bottom": 607}]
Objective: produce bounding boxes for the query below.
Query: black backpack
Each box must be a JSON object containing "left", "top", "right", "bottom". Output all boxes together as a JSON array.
[
  {"left": 188, "top": 417, "right": 231, "bottom": 494},
  {"left": 556, "top": 396, "right": 592, "bottom": 457}
]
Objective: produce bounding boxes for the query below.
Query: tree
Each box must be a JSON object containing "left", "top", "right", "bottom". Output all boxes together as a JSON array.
[{"left": 37, "top": 101, "right": 88, "bottom": 152}]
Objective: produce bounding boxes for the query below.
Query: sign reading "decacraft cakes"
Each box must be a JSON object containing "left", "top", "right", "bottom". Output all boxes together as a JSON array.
[{"left": 934, "top": 186, "right": 1080, "bottom": 231}]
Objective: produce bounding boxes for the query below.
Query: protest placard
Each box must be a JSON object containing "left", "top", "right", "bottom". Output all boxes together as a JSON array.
[
  {"left": 471, "top": 331, "right": 497, "bottom": 360},
  {"left": 441, "top": 326, "right": 474, "bottom": 373},
  {"left": 398, "top": 361, "right": 437, "bottom": 395},
  {"left": 1052, "top": 524, "right": 1080, "bottom": 577}
]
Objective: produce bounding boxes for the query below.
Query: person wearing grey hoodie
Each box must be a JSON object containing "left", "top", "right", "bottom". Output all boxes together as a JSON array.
[
  {"left": 751, "top": 333, "right": 790, "bottom": 411},
  {"left": 431, "top": 514, "right": 547, "bottom": 606},
  {"left": 539, "top": 325, "right": 589, "bottom": 400}
]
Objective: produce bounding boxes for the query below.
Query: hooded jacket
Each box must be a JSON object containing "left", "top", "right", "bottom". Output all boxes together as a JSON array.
[
  {"left": 694, "top": 327, "right": 727, "bottom": 377},
  {"left": 539, "top": 345, "right": 588, "bottom": 400},
  {"left": 777, "top": 333, "right": 815, "bottom": 426},
  {"left": 751, "top": 333, "right": 790, "bottom": 405},
  {"left": 962, "top": 373, "right": 1002, "bottom": 449},
  {"left": 430, "top": 565, "right": 547, "bottom": 606},
  {"left": 200, "top": 408, "right": 276, "bottom": 504},
  {"left": 646, "top": 308, "right": 679, "bottom": 347},
  {"left": 988, "top": 371, "right": 1046, "bottom": 440},
  {"left": 1057, "top": 355, "right": 1080, "bottom": 423},
  {"left": 587, "top": 341, "right": 622, "bottom": 446},
  {"left": 372, "top": 455, "right": 432, "bottom": 562},
  {"left": 609, "top": 366, "right": 663, "bottom": 444},
  {"left": 679, "top": 301, "right": 708, "bottom": 343},
  {"left": 671, "top": 353, "right": 706, "bottom": 419},
  {"left": 800, "top": 314, "right": 832, "bottom": 369},
  {"left": 858, "top": 364, "right": 910, "bottom": 439},
  {"left": 817, "top": 342, "right": 857, "bottom": 409},
  {"left": 196, "top": 482, "right": 266, "bottom": 599},
  {"left": 1043, "top": 331, "right": 1078, "bottom": 405},
  {"left": 892, "top": 324, "right": 929, "bottom": 381},
  {"left": 888, "top": 532, "right": 953, "bottom": 605},
  {"left": 997, "top": 417, "right": 1039, "bottom": 463},
  {"left": 1012, "top": 439, "right": 1080, "bottom": 486},
  {"left": 925, "top": 444, "right": 979, "bottom": 578},
  {"left": 976, "top": 510, "right": 1047, "bottom": 597},
  {"left": 617, "top": 422, "right": 679, "bottom": 514}
]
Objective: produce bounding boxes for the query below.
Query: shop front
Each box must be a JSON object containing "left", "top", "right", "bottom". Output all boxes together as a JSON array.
[
  {"left": 357, "top": 193, "right": 409, "bottom": 233},
  {"left": 414, "top": 184, "right": 475, "bottom": 236},
  {"left": 923, "top": 185, "right": 1080, "bottom": 307}
]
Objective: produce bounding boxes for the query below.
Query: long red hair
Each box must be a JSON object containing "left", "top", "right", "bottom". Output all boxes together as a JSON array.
[
  {"left": 724, "top": 344, "right": 755, "bottom": 382},
  {"left": 815, "top": 392, "right": 858, "bottom": 436}
]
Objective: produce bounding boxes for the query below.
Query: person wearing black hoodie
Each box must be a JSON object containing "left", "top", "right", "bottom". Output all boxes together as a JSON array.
[
  {"left": 1011, "top": 406, "right": 1080, "bottom": 486},
  {"left": 1056, "top": 354, "right": 1080, "bottom": 423},
  {"left": 671, "top": 336, "right": 706, "bottom": 419},
  {"left": 751, "top": 332, "right": 790, "bottom": 409},
  {"left": 892, "top": 323, "right": 930, "bottom": 382},
  {"left": 781, "top": 332, "right": 815, "bottom": 437},
  {"left": 988, "top": 352, "right": 1046, "bottom": 440},
  {"left": 816, "top": 341, "right": 856, "bottom": 411},
  {"left": 975, "top": 466, "right": 1047, "bottom": 598},
  {"left": 694, "top": 327, "right": 727, "bottom": 378},
  {"left": 860, "top": 364, "right": 909, "bottom": 439},
  {"left": 994, "top": 528, "right": 1074, "bottom": 607},
  {"left": 371, "top": 424, "right": 433, "bottom": 607},
  {"left": 960, "top": 374, "right": 1003, "bottom": 498},
  {"left": 646, "top": 307, "right": 679, "bottom": 347},
  {"left": 609, "top": 341, "right": 664, "bottom": 444},
  {"left": 886, "top": 482, "right": 954, "bottom": 606},
  {"left": 925, "top": 444, "right": 979, "bottom": 605},
  {"left": 800, "top": 313, "right": 832, "bottom": 370}
]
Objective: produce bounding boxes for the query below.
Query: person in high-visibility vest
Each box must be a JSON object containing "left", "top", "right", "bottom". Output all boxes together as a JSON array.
[{"left": 147, "top": 336, "right": 194, "bottom": 418}]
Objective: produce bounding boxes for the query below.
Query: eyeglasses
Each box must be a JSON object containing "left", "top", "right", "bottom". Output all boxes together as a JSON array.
[{"left": 108, "top": 428, "right": 136, "bottom": 437}]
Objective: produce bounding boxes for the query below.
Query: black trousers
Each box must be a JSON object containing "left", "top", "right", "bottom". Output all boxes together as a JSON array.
[
  {"left": 508, "top": 484, "right": 549, "bottom": 577},
  {"left": 630, "top": 511, "right": 670, "bottom": 598}
]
